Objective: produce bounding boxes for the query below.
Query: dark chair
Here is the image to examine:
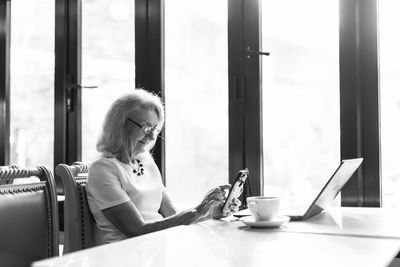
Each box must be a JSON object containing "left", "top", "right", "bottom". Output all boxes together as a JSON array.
[
  {"left": 0, "top": 166, "right": 59, "bottom": 267},
  {"left": 55, "top": 162, "right": 97, "bottom": 254}
]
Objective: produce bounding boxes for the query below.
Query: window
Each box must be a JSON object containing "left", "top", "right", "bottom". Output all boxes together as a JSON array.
[
  {"left": 1, "top": 0, "right": 385, "bottom": 208},
  {"left": 262, "top": 0, "right": 340, "bottom": 206},
  {"left": 165, "top": 0, "right": 228, "bottom": 208},
  {"left": 10, "top": 0, "right": 54, "bottom": 168},
  {"left": 379, "top": 0, "right": 400, "bottom": 208},
  {"left": 81, "top": 0, "right": 135, "bottom": 162}
]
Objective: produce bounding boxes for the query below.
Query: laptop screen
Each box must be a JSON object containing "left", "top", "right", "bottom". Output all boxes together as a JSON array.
[{"left": 303, "top": 158, "right": 363, "bottom": 220}]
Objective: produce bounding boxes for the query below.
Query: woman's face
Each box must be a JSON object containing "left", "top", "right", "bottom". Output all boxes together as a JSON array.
[{"left": 127, "top": 108, "right": 161, "bottom": 157}]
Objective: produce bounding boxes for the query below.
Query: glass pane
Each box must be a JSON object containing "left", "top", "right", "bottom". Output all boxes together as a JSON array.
[
  {"left": 379, "top": 0, "right": 400, "bottom": 208},
  {"left": 10, "top": 0, "right": 54, "bottom": 169},
  {"left": 165, "top": 0, "right": 228, "bottom": 208},
  {"left": 81, "top": 0, "right": 135, "bottom": 162},
  {"left": 262, "top": 1, "right": 340, "bottom": 207}
]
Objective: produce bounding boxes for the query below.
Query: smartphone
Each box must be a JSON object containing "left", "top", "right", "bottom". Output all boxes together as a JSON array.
[{"left": 221, "top": 168, "right": 249, "bottom": 215}]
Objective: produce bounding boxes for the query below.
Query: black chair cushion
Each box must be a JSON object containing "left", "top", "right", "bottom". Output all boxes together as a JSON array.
[{"left": 0, "top": 183, "right": 51, "bottom": 266}]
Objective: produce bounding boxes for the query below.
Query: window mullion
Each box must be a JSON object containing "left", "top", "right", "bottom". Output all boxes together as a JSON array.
[
  {"left": 340, "top": 0, "right": 381, "bottom": 207},
  {"left": 135, "top": 0, "right": 165, "bottom": 183},
  {"left": 228, "top": 0, "right": 263, "bottom": 201},
  {"left": 55, "top": 0, "right": 82, "bottom": 192},
  {"left": 0, "top": 0, "right": 11, "bottom": 166}
]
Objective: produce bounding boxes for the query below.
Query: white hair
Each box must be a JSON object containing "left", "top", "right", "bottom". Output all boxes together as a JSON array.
[{"left": 96, "top": 89, "right": 164, "bottom": 163}]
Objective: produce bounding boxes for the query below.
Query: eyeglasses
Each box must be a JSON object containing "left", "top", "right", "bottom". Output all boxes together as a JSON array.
[{"left": 127, "top": 118, "right": 161, "bottom": 135}]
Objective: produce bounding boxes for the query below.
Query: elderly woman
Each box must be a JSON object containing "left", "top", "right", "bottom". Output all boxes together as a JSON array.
[{"left": 87, "top": 89, "right": 236, "bottom": 244}]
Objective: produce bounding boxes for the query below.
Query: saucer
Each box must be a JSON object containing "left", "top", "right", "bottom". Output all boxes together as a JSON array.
[{"left": 240, "top": 215, "right": 290, "bottom": 228}]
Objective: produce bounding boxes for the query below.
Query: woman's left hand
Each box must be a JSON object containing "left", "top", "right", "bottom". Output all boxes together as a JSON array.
[
  {"left": 201, "top": 184, "right": 230, "bottom": 204},
  {"left": 228, "top": 198, "right": 242, "bottom": 214},
  {"left": 211, "top": 198, "right": 242, "bottom": 219}
]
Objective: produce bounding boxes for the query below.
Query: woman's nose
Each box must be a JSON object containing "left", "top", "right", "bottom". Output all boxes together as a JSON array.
[{"left": 146, "top": 131, "right": 156, "bottom": 140}]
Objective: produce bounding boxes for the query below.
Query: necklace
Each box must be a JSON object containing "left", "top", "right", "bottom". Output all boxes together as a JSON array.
[{"left": 132, "top": 159, "right": 144, "bottom": 176}]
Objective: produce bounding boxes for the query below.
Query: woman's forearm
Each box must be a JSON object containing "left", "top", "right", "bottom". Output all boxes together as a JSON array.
[{"left": 126, "top": 209, "right": 197, "bottom": 237}]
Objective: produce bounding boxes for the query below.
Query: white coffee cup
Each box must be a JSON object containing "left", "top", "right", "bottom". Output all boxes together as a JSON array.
[{"left": 247, "top": 196, "right": 280, "bottom": 221}]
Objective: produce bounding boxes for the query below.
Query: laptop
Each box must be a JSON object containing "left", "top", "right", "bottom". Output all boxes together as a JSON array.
[{"left": 233, "top": 158, "right": 363, "bottom": 221}]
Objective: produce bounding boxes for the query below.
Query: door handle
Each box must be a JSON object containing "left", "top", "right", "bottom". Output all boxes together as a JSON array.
[
  {"left": 64, "top": 83, "right": 98, "bottom": 89},
  {"left": 64, "top": 83, "right": 98, "bottom": 111},
  {"left": 246, "top": 46, "right": 270, "bottom": 58}
]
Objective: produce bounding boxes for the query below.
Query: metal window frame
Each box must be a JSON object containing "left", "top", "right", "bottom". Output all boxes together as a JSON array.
[
  {"left": 228, "top": 0, "right": 263, "bottom": 201},
  {"left": 54, "top": 0, "right": 82, "bottom": 193},
  {"left": 135, "top": 0, "right": 165, "bottom": 184},
  {"left": 0, "top": 0, "right": 11, "bottom": 166},
  {"left": 339, "top": 0, "right": 381, "bottom": 207}
]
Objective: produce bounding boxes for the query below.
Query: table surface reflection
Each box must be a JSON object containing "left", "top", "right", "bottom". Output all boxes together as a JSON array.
[
  {"left": 278, "top": 207, "right": 400, "bottom": 238},
  {"left": 32, "top": 208, "right": 400, "bottom": 267}
]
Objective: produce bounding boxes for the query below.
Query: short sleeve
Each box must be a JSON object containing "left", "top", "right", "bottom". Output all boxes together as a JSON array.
[{"left": 87, "top": 159, "right": 130, "bottom": 210}]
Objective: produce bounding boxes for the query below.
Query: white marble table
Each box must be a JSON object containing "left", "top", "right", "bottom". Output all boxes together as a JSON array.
[
  {"left": 33, "top": 208, "right": 400, "bottom": 267},
  {"left": 277, "top": 207, "right": 400, "bottom": 239}
]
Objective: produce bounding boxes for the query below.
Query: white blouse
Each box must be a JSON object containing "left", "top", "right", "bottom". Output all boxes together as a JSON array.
[{"left": 86, "top": 154, "right": 166, "bottom": 244}]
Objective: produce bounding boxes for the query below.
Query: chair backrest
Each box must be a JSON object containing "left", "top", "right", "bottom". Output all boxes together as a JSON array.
[
  {"left": 0, "top": 164, "right": 21, "bottom": 184},
  {"left": 56, "top": 162, "right": 97, "bottom": 254},
  {"left": 0, "top": 166, "right": 59, "bottom": 267}
]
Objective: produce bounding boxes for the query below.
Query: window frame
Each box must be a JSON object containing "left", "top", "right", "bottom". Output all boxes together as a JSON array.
[
  {"left": 54, "top": 0, "right": 82, "bottom": 192},
  {"left": 135, "top": 0, "right": 165, "bottom": 183},
  {"left": 228, "top": 0, "right": 263, "bottom": 202},
  {"left": 339, "top": 0, "right": 381, "bottom": 207},
  {"left": 0, "top": 0, "right": 11, "bottom": 166},
  {"left": 229, "top": 0, "right": 382, "bottom": 207}
]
